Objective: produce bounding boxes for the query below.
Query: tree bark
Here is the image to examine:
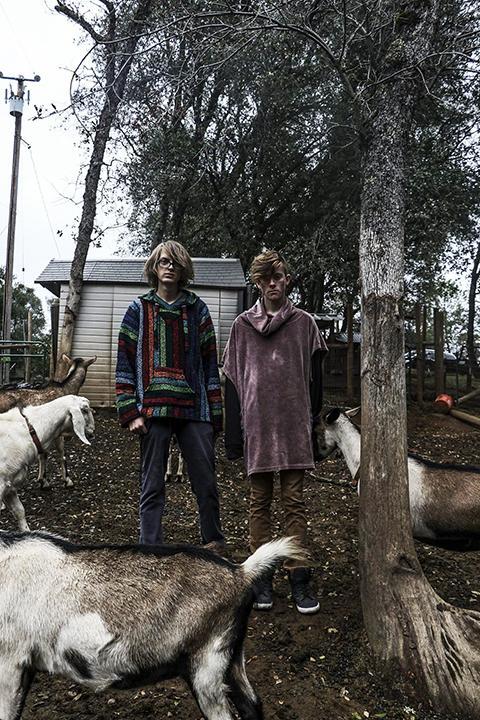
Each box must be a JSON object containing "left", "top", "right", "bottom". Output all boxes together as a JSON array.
[
  {"left": 55, "top": 0, "right": 154, "bottom": 378},
  {"left": 359, "top": 9, "right": 480, "bottom": 715},
  {"left": 467, "top": 242, "right": 480, "bottom": 377}
]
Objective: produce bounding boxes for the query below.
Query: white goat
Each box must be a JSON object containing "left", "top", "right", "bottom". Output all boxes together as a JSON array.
[
  {"left": 0, "top": 355, "right": 96, "bottom": 489},
  {"left": 0, "top": 395, "right": 94, "bottom": 532},
  {"left": 317, "top": 408, "right": 480, "bottom": 551},
  {"left": 0, "top": 533, "right": 303, "bottom": 720}
]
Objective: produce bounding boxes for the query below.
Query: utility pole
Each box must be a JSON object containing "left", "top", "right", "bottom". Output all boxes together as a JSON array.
[{"left": 0, "top": 72, "right": 40, "bottom": 384}]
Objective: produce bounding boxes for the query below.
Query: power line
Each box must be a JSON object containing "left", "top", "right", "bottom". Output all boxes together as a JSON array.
[
  {"left": 26, "top": 144, "right": 62, "bottom": 256},
  {"left": 0, "top": 1, "right": 36, "bottom": 71}
]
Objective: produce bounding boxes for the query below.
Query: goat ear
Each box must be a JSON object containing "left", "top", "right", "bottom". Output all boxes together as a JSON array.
[
  {"left": 86, "top": 356, "right": 97, "bottom": 366},
  {"left": 70, "top": 406, "right": 91, "bottom": 445},
  {"left": 61, "top": 354, "right": 72, "bottom": 365},
  {"left": 324, "top": 408, "right": 341, "bottom": 425}
]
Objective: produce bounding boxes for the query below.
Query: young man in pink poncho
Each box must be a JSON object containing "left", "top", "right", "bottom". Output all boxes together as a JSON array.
[{"left": 222, "top": 250, "right": 327, "bottom": 614}]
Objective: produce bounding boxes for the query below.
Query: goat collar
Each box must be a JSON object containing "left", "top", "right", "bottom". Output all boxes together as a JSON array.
[{"left": 19, "top": 408, "right": 45, "bottom": 455}]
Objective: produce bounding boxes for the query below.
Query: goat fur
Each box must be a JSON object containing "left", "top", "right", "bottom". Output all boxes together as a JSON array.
[
  {"left": 0, "top": 355, "right": 96, "bottom": 489},
  {"left": 0, "top": 395, "right": 94, "bottom": 532},
  {"left": 317, "top": 408, "right": 480, "bottom": 550},
  {"left": 0, "top": 533, "right": 303, "bottom": 720}
]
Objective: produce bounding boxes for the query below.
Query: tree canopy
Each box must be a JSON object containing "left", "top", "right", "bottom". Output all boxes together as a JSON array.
[{"left": 113, "top": 1, "right": 480, "bottom": 316}]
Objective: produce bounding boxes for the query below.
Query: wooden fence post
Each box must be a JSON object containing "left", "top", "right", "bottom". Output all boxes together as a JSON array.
[
  {"left": 415, "top": 303, "right": 424, "bottom": 407},
  {"left": 25, "top": 308, "right": 32, "bottom": 382},
  {"left": 346, "top": 301, "right": 354, "bottom": 399},
  {"left": 434, "top": 307, "right": 445, "bottom": 395},
  {"left": 50, "top": 299, "right": 59, "bottom": 380}
]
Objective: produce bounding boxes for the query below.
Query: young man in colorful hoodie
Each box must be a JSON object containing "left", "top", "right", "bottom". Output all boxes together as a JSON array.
[
  {"left": 116, "top": 241, "right": 224, "bottom": 547},
  {"left": 222, "top": 250, "right": 327, "bottom": 614}
]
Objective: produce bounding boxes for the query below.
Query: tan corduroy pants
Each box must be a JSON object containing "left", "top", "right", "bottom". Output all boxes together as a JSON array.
[{"left": 248, "top": 469, "right": 309, "bottom": 570}]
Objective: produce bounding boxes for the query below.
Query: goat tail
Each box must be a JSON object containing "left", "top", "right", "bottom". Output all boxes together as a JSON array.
[{"left": 240, "top": 537, "right": 306, "bottom": 583}]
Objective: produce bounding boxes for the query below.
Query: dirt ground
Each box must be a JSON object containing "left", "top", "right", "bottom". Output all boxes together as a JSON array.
[{"left": 13, "top": 398, "right": 480, "bottom": 720}]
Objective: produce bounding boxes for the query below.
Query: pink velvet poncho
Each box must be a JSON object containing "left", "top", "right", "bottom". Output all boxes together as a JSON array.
[{"left": 222, "top": 298, "right": 327, "bottom": 476}]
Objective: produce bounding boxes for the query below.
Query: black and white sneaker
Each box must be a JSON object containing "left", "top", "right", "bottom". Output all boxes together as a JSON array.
[
  {"left": 253, "top": 577, "right": 274, "bottom": 611},
  {"left": 289, "top": 568, "right": 320, "bottom": 615}
]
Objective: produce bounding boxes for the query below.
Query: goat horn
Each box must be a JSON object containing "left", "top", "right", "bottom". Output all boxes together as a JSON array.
[{"left": 345, "top": 406, "right": 361, "bottom": 417}]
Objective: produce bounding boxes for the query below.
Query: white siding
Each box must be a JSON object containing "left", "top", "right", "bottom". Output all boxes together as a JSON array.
[
  {"left": 58, "top": 284, "right": 114, "bottom": 407},
  {"left": 58, "top": 283, "right": 242, "bottom": 407},
  {"left": 218, "top": 289, "right": 241, "bottom": 352}
]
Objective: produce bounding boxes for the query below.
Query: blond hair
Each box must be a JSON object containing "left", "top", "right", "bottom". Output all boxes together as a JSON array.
[
  {"left": 144, "top": 241, "right": 195, "bottom": 288},
  {"left": 249, "top": 250, "right": 290, "bottom": 284}
]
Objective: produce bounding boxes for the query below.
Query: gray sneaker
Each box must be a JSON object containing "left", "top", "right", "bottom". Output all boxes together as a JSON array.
[
  {"left": 289, "top": 568, "right": 320, "bottom": 615},
  {"left": 253, "top": 577, "right": 274, "bottom": 611}
]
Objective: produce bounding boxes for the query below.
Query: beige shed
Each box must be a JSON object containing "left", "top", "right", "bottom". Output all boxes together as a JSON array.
[{"left": 36, "top": 257, "right": 246, "bottom": 407}]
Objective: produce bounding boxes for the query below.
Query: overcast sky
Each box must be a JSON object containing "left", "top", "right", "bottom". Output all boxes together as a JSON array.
[{"left": 0, "top": 0, "right": 119, "bottom": 314}]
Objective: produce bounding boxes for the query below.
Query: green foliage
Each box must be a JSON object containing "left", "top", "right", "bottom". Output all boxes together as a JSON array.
[
  {"left": 123, "top": 29, "right": 363, "bottom": 311},
  {"left": 80, "top": 0, "right": 477, "bottom": 346},
  {"left": 119, "top": 2, "right": 479, "bottom": 323},
  {"left": 0, "top": 268, "right": 46, "bottom": 340}
]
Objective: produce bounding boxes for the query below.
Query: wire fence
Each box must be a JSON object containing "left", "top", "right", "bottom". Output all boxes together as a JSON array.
[{"left": 0, "top": 340, "right": 49, "bottom": 389}]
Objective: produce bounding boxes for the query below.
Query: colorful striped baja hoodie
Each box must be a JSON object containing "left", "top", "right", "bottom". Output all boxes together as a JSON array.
[{"left": 116, "top": 289, "right": 223, "bottom": 432}]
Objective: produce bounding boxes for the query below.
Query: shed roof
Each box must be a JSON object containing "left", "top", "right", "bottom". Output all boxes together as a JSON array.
[{"left": 36, "top": 257, "right": 246, "bottom": 296}]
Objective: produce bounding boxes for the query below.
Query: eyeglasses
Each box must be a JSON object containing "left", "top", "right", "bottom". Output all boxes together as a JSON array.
[{"left": 157, "top": 257, "right": 180, "bottom": 270}]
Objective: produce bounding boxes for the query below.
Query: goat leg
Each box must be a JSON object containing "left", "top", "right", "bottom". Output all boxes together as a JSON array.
[
  {"left": 37, "top": 454, "right": 51, "bottom": 490},
  {"left": 0, "top": 658, "right": 35, "bottom": 720},
  {"left": 2, "top": 489, "right": 30, "bottom": 533},
  {"left": 188, "top": 643, "right": 238, "bottom": 720},
  {"left": 227, "top": 655, "right": 264, "bottom": 720},
  {"left": 56, "top": 436, "right": 73, "bottom": 488},
  {"left": 165, "top": 436, "right": 175, "bottom": 483},
  {"left": 176, "top": 452, "right": 186, "bottom": 483}
]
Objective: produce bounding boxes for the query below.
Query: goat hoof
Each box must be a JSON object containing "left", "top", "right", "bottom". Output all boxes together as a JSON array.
[{"left": 175, "top": 475, "right": 183, "bottom": 483}]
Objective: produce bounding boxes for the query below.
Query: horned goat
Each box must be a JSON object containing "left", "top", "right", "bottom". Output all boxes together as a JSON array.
[
  {"left": 0, "top": 355, "right": 96, "bottom": 488},
  {"left": 0, "top": 395, "right": 94, "bottom": 532},
  {"left": 0, "top": 533, "right": 302, "bottom": 720},
  {"left": 317, "top": 408, "right": 480, "bottom": 551}
]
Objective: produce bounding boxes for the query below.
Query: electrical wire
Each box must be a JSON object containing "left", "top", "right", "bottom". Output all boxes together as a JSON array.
[
  {"left": 26, "top": 144, "right": 62, "bottom": 256},
  {"left": 0, "top": 1, "right": 36, "bottom": 72}
]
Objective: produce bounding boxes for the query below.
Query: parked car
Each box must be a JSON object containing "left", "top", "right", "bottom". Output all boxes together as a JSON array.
[{"left": 404, "top": 349, "right": 467, "bottom": 373}]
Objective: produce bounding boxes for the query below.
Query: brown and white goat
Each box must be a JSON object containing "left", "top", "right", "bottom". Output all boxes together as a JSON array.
[
  {"left": 317, "top": 408, "right": 480, "bottom": 551},
  {"left": 0, "top": 533, "right": 303, "bottom": 720},
  {"left": 0, "top": 355, "right": 96, "bottom": 488}
]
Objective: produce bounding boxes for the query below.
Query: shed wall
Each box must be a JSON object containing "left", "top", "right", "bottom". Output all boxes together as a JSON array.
[{"left": 58, "top": 283, "right": 241, "bottom": 407}]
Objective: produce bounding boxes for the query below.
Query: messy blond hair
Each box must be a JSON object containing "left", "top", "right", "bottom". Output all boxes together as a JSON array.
[
  {"left": 250, "top": 250, "right": 290, "bottom": 285},
  {"left": 144, "top": 241, "right": 195, "bottom": 288}
]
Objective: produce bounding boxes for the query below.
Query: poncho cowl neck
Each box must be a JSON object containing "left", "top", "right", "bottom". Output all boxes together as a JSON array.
[{"left": 243, "top": 297, "right": 296, "bottom": 336}]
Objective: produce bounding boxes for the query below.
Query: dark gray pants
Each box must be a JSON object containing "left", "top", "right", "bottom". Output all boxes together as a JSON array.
[{"left": 139, "top": 418, "right": 224, "bottom": 545}]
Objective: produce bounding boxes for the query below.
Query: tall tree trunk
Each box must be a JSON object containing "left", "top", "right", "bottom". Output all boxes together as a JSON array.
[
  {"left": 55, "top": 0, "right": 154, "bottom": 378},
  {"left": 359, "top": 15, "right": 480, "bottom": 716},
  {"left": 467, "top": 242, "right": 480, "bottom": 377},
  {"left": 57, "top": 103, "right": 117, "bottom": 374}
]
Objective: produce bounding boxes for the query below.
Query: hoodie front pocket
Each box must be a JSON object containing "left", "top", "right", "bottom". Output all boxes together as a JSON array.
[{"left": 144, "top": 367, "right": 195, "bottom": 407}]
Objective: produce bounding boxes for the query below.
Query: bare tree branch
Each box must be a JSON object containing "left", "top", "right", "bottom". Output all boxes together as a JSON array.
[{"left": 55, "top": 2, "right": 107, "bottom": 43}]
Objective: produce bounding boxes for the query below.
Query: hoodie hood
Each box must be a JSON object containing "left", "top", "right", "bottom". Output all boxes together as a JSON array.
[
  {"left": 140, "top": 288, "right": 198, "bottom": 309},
  {"left": 243, "top": 298, "right": 296, "bottom": 336}
]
